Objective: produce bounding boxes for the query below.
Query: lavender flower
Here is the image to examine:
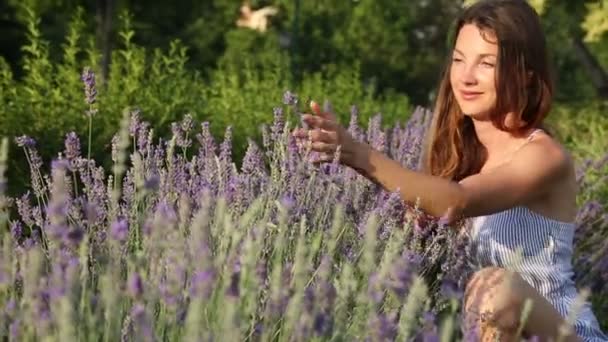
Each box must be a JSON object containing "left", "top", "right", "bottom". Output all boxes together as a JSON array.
[
  {"left": 271, "top": 106, "right": 285, "bottom": 142},
  {"left": 190, "top": 269, "right": 215, "bottom": 298},
  {"left": 196, "top": 121, "right": 216, "bottom": 159},
  {"left": 64, "top": 132, "right": 83, "bottom": 170},
  {"left": 367, "top": 272, "right": 383, "bottom": 304},
  {"left": 225, "top": 271, "right": 240, "bottom": 298},
  {"left": 368, "top": 312, "right": 398, "bottom": 341},
  {"left": 9, "top": 319, "right": 20, "bottom": 340},
  {"left": 282, "top": 90, "right": 298, "bottom": 106},
  {"left": 81, "top": 67, "right": 97, "bottom": 106},
  {"left": 219, "top": 125, "right": 233, "bottom": 162},
  {"left": 419, "top": 311, "right": 440, "bottom": 342},
  {"left": 45, "top": 159, "right": 71, "bottom": 243},
  {"left": 10, "top": 220, "right": 23, "bottom": 241},
  {"left": 65, "top": 226, "right": 85, "bottom": 247},
  {"left": 172, "top": 122, "right": 191, "bottom": 149},
  {"left": 143, "top": 174, "right": 160, "bottom": 191},
  {"left": 111, "top": 134, "right": 120, "bottom": 163},
  {"left": 110, "top": 218, "right": 129, "bottom": 242},
  {"left": 14, "top": 135, "right": 36, "bottom": 148},
  {"left": 241, "top": 139, "right": 265, "bottom": 175},
  {"left": 6, "top": 92, "right": 604, "bottom": 339},
  {"left": 313, "top": 312, "right": 333, "bottom": 337},
  {"left": 180, "top": 113, "right": 194, "bottom": 133},
  {"left": 387, "top": 251, "right": 422, "bottom": 299},
  {"left": 130, "top": 303, "right": 154, "bottom": 342},
  {"left": 127, "top": 272, "right": 144, "bottom": 299},
  {"left": 129, "top": 108, "right": 142, "bottom": 137}
]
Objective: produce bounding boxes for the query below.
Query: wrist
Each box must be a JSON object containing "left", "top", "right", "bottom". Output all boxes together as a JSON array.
[{"left": 347, "top": 141, "right": 371, "bottom": 171}]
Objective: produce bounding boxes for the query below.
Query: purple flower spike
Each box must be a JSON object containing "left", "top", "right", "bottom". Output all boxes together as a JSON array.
[
  {"left": 81, "top": 67, "right": 97, "bottom": 106},
  {"left": 144, "top": 175, "right": 160, "bottom": 191},
  {"left": 282, "top": 90, "right": 298, "bottom": 106},
  {"left": 190, "top": 269, "right": 215, "bottom": 298},
  {"left": 10, "top": 221, "right": 23, "bottom": 242},
  {"left": 129, "top": 108, "right": 142, "bottom": 136},
  {"left": 65, "top": 226, "right": 85, "bottom": 246},
  {"left": 279, "top": 195, "right": 295, "bottom": 211},
  {"left": 225, "top": 271, "right": 240, "bottom": 298},
  {"left": 14, "top": 135, "right": 36, "bottom": 148},
  {"left": 64, "top": 132, "right": 83, "bottom": 170},
  {"left": 127, "top": 272, "right": 144, "bottom": 298},
  {"left": 110, "top": 219, "right": 129, "bottom": 242},
  {"left": 51, "top": 159, "right": 70, "bottom": 172}
]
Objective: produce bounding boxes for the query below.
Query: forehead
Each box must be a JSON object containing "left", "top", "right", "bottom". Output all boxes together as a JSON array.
[{"left": 454, "top": 24, "right": 498, "bottom": 56}]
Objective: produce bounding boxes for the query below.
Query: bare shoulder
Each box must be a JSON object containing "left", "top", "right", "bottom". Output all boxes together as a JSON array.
[{"left": 511, "top": 131, "right": 574, "bottom": 181}]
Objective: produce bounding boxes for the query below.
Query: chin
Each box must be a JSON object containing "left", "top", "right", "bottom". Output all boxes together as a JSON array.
[
  {"left": 457, "top": 102, "right": 493, "bottom": 119},
  {"left": 460, "top": 108, "right": 490, "bottom": 119}
]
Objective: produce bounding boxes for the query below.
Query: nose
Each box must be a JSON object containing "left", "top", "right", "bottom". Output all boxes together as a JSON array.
[{"left": 459, "top": 63, "right": 477, "bottom": 85}]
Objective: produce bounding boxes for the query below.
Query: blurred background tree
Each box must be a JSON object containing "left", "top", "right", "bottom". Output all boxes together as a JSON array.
[
  {"left": 0, "top": 0, "right": 605, "bottom": 105},
  {"left": 0, "top": 0, "right": 606, "bottom": 329},
  {"left": 0, "top": 0, "right": 606, "bottom": 196}
]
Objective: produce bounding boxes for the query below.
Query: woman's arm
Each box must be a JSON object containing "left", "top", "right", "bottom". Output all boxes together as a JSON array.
[
  {"left": 347, "top": 142, "right": 466, "bottom": 217},
  {"left": 296, "top": 106, "right": 571, "bottom": 223},
  {"left": 347, "top": 137, "right": 571, "bottom": 223},
  {"left": 347, "top": 141, "right": 467, "bottom": 219}
]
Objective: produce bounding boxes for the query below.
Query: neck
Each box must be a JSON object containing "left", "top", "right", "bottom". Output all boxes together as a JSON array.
[
  {"left": 471, "top": 117, "right": 530, "bottom": 159},
  {"left": 472, "top": 120, "right": 507, "bottom": 151}
]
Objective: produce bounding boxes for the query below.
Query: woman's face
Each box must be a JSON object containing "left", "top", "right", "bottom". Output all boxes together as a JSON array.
[{"left": 450, "top": 24, "right": 499, "bottom": 120}]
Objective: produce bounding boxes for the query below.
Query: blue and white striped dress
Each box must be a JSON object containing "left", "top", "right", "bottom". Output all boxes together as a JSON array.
[
  {"left": 466, "top": 129, "right": 607, "bottom": 341},
  {"left": 469, "top": 207, "right": 607, "bottom": 341}
]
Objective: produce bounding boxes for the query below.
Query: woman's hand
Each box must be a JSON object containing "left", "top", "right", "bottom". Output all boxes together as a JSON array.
[{"left": 291, "top": 101, "right": 361, "bottom": 166}]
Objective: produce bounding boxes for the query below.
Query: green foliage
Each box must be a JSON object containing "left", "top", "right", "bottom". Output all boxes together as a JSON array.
[
  {"left": 582, "top": 0, "right": 608, "bottom": 42},
  {"left": 0, "top": 5, "right": 412, "bottom": 196},
  {"left": 0, "top": 0, "right": 606, "bottom": 335},
  {"left": 548, "top": 102, "right": 608, "bottom": 204}
]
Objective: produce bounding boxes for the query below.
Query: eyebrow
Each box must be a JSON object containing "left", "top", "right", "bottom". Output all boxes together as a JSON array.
[{"left": 453, "top": 48, "right": 497, "bottom": 58}]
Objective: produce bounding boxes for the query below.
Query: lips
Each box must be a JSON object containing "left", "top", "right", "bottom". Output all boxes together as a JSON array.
[{"left": 459, "top": 90, "right": 483, "bottom": 101}]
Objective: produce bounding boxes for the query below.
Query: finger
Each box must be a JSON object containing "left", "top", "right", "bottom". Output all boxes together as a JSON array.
[
  {"left": 292, "top": 128, "right": 308, "bottom": 138},
  {"left": 311, "top": 153, "right": 333, "bottom": 165},
  {"left": 310, "top": 100, "right": 322, "bottom": 115},
  {"left": 439, "top": 207, "right": 454, "bottom": 226},
  {"left": 311, "top": 100, "right": 338, "bottom": 122},
  {"left": 309, "top": 141, "right": 335, "bottom": 154},
  {"left": 302, "top": 115, "right": 339, "bottom": 132},
  {"left": 309, "top": 128, "right": 338, "bottom": 144},
  {"left": 439, "top": 207, "right": 462, "bottom": 226}
]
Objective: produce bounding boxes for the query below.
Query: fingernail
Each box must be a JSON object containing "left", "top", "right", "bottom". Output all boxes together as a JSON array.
[{"left": 310, "top": 101, "right": 320, "bottom": 114}]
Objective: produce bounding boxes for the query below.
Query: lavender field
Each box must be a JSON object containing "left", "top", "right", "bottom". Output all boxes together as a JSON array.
[
  {"left": 0, "top": 2, "right": 606, "bottom": 340},
  {"left": 0, "top": 79, "right": 606, "bottom": 340}
]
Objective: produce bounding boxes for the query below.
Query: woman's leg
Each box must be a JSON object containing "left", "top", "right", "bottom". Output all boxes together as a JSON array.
[{"left": 464, "top": 266, "right": 582, "bottom": 342}]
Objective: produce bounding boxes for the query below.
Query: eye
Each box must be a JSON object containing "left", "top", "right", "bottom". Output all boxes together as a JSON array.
[
  {"left": 481, "top": 61, "right": 495, "bottom": 68},
  {"left": 452, "top": 57, "right": 463, "bottom": 63}
]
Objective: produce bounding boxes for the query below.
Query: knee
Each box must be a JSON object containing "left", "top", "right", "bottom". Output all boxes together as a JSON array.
[{"left": 464, "top": 267, "right": 526, "bottom": 330}]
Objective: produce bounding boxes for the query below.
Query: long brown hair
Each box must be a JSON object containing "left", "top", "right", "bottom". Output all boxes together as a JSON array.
[{"left": 423, "top": 0, "right": 554, "bottom": 181}]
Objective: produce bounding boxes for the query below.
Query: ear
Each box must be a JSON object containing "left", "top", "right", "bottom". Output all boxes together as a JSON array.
[{"left": 526, "top": 71, "right": 533, "bottom": 86}]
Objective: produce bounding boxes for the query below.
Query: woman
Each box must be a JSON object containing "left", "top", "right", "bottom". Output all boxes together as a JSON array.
[{"left": 292, "top": 0, "right": 607, "bottom": 340}]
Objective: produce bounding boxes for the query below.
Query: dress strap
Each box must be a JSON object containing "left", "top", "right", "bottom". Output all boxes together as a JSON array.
[
  {"left": 527, "top": 128, "right": 544, "bottom": 141},
  {"left": 511, "top": 128, "right": 544, "bottom": 155}
]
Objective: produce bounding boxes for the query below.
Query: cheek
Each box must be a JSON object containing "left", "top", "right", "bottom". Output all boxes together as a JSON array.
[
  {"left": 449, "top": 67, "right": 458, "bottom": 88},
  {"left": 481, "top": 70, "right": 497, "bottom": 91}
]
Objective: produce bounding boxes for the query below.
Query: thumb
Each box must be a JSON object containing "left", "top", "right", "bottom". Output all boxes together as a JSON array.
[
  {"left": 439, "top": 207, "right": 456, "bottom": 226},
  {"left": 310, "top": 100, "right": 337, "bottom": 122}
]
